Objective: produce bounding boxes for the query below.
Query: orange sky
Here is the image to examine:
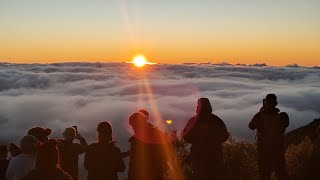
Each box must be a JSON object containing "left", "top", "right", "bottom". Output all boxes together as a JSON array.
[{"left": 0, "top": 0, "right": 319, "bottom": 66}]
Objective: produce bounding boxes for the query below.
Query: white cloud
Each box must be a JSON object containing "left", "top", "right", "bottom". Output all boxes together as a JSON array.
[{"left": 0, "top": 63, "right": 319, "bottom": 145}]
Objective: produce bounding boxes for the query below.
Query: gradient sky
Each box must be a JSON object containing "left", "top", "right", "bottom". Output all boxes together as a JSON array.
[{"left": 0, "top": 0, "right": 319, "bottom": 65}]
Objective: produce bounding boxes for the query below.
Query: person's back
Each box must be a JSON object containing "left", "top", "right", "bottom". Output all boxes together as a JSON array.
[
  {"left": 182, "top": 98, "right": 229, "bottom": 180},
  {"left": 58, "top": 127, "right": 87, "bottom": 180},
  {"left": 128, "top": 133, "right": 168, "bottom": 180},
  {"left": 6, "top": 154, "right": 35, "bottom": 180},
  {"left": 6, "top": 135, "right": 38, "bottom": 180},
  {"left": 249, "top": 94, "right": 289, "bottom": 180},
  {"left": 23, "top": 139, "right": 72, "bottom": 180},
  {"left": 128, "top": 112, "right": 170, "bottom": 180},
  {"left": 84, "top": 142, "right": 125, "bottom": 180},
  {"left": 84, "top": 121, "right": 125, "bottom": 180}
]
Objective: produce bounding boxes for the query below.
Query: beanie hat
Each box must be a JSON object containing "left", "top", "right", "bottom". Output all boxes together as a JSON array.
[{"left": 265, "top": 94, "right": 278, "bottom": 105}]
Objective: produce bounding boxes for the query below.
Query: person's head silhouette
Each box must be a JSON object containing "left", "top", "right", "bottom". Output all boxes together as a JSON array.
[
  {"left": 264, "top": 94, "right": 278, "bottom": 108},
  {"left": 196, "top": 98, "right": 212, "bottom": 115},
  {"left": 20, "top": 135, "right": 38, "bottom": 154},
  {"left": 97, "top": 121, "right": 113, "bottom": 142},
  {"left": 129, "top": 112, "right": 148, "bottom": 133},
  {"left": 63, "top": 127, "right": 76, "bottom": 142}
]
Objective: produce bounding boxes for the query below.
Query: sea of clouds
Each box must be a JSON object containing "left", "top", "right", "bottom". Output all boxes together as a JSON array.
[
  {"left": 0, "top": 62, "right": 320, "bottom": 145},
  {"left": 1, "top": 62, "right": 319, "bottom": 179}
]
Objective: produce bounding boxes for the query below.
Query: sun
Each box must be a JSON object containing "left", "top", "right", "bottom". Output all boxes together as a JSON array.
[{"left": 132, "top": 55, "right": 147, "bottom": 67}]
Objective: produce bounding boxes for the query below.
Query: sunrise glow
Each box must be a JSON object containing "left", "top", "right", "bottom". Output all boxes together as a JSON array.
[{"left": 132, "top": 55, "right": 147, "bottom": 67}]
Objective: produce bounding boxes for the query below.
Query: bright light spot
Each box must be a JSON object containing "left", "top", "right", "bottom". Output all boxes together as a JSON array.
[
  {"left": 166, "top": 120, "right": 172, "bottom": 125},
  {"left": 132, "top": 55, "right": 147, "bottom": 67}
]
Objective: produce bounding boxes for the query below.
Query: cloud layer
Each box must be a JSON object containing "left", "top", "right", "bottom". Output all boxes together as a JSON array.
[{"left": 0, "top": 62, "right": 319, "bottom": 146}]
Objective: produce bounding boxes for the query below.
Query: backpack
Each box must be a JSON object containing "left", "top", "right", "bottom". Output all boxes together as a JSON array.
[{"left": 259, "top": 111, "right": 282, "bottom": 146}]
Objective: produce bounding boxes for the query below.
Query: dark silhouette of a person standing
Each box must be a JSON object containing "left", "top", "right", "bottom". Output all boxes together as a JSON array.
[
  {"left": 249, "top": 94, "right": 289, "bottom": 180},
  {"left": 182, "top": 98, "right": 229, "bottom": 180},
  {"left": 127, "top": 111, "right": 170, "bottom": 180},
  {"left": 84, "top": 122, "right": 125, "bottom": 180}
]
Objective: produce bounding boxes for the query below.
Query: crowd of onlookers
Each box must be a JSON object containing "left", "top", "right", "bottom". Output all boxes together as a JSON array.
[{"left": 0, "top": 94, "right": 290, "bottom": 180}]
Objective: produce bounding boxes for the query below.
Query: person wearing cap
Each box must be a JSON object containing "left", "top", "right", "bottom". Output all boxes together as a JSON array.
[
  {"left": 22, "top": 139, "right": 72, "bottom": 180},
  {"left": 121, "top": 109, "right": 150, "bottom": 158},
  {"left": 127, "top": 111, "right": 170, "bottom": 180},
  {"left": 27, "top": 127, "right": 51, "bottom": 143},
  {"left": 6, "top": 135, "right": 38, "bottom": 180},
  {"left": 249, "top": 94, "right": 289, "bottom": 180},
  {"left": 84, "top": 122, "right": 125, "bottom": 180},
  {"left": 0, "top": 145, "right": 9, "bottom": 180},
  {"left": 58, "top": 127, "right": 87, "bottom": 180},
  {"left": 182, "top": 98, "right": 229, "bottom": 180}
]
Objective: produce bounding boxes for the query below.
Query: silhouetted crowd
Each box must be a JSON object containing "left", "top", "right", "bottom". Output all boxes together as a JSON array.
[{"left": 0, "top": 94, "right": 290, "bottom": 180}]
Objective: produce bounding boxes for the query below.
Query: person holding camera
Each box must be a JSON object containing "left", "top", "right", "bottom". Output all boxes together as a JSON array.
[
  {"left": 58, "top": 126, "right": 88, "bottom": 180},
  {"left": 249, "top": 94, "right": 289, "bottom": 180}
]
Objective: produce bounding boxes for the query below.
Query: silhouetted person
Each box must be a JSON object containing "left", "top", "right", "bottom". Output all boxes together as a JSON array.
[
  {"left": 6, "top": 135, "right": 38, "bottom": 180},
  {"left": 22, "top": 139, "right": 72, "bottom": 180},
  {"left": 249, "top": 94, "right": 289, "bottom": 180},
  {"left": 84, "top": 122, "right": 125, "bottom": 180},
  {"left": 8, "top": 144, "right": 21, "bottom": 158},
  {"left": 182, "top": 98, "right": 229, "bottom": 180},
  {"left": 27, "top": 127, "right": 51, "bottom": 143},
  {"left": 128, "top": 112, "right": 170, "bottom": 180},
  {"left": 0, "top": 145, "right": 9, "bottom": 180},
  {"left": 121, "top": 109, "right": 150, "bottom": 158},
  {"left": 58, "top": 127, "right": 87, "bottom": 180}
]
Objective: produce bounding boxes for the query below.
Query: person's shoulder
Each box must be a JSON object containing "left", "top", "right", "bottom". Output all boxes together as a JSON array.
[
  {"left": 85, "top": 142, "right": 99, "bottom": 151},
  {"left": 253, "top": 111, "right": 262, "bottom": 119},
  {"left": 109, "top": 143, "right": 122, "bottom": 153},
  {"left": 189, "top": 116, "right": 197, "bottom": 121},
  {"left": 211, "top": 114, "right": 222, "bottom": 120}
]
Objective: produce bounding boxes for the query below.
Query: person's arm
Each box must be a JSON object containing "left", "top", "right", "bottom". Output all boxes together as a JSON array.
[
  {"left": 249, "top": 113, "right": 261, "bottom": 130},
  {"left": 6, "top": 158, "right": 14, "bottom": 180},
  {"left": 83, "top": 145, "right": 91, "bottom": 170},
  {"left": 182, "top": 117, "right": 197, "bottom": 143},
  {"left": 75, "top": 134, "right": 88, "bottom": 154},
  {"left": 113, "top": 147, "right": 126, "bottom": 172},
  {"left": 216, "top": 116, "right": 229, "bottom": 143},
  {"left": 279, "top": 112, "right": 289, "bottom": 130}
]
